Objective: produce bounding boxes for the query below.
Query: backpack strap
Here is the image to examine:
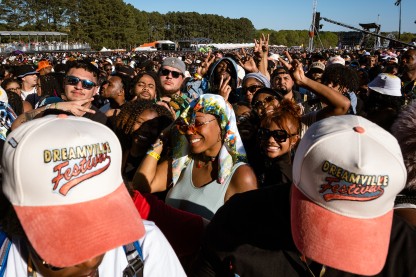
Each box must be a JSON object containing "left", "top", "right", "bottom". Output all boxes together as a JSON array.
[
  {"left": 122, "top": 241, "right": 144, "bottom": 277},
  {"left": 0, "top": 231, "right": 12, "bottom": 277}
]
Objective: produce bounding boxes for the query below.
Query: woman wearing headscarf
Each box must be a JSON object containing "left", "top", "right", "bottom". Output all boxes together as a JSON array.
[{"left": 133, "top": 94, "right": 257, "bottom": 219}]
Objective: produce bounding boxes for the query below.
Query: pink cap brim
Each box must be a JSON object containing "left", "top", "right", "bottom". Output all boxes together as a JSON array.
[
  {"left": 14, "top": 184, "right": 145, "bottom": 267},
  {"left": 291, "top": 185, "right": 392, "bottom": 276}
]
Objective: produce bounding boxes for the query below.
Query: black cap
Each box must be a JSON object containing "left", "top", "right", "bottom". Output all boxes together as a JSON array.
[
  {"left": 252, "top": 87, "right": 283, "bottom": 103},
  {"left": 16, "top": 65, "right": 39, "bottom": 78}
]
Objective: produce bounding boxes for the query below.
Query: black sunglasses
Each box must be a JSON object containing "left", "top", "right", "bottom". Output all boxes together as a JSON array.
[
  {"left": 65, "top": 76, "right": 97, "bottom": 90},
  {"left": 252, "top": 96, "right": 278, "bottom": 109},
  {"left": 160, "top": 69, "right": 183, "bottom": 79},
  {"left": 258, "top": 127, "right": 296, "bottom": 143},
  {"left": 244, "top": 85, "right": 264, "bottom": 94}
]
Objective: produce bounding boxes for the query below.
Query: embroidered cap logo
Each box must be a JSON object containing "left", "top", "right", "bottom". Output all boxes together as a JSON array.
[
  {"left": 319, "top": 160, "right": 389, "bottom": 202},
  {"left": 44, "top": 142, "right": 112, "bottom": 196}
]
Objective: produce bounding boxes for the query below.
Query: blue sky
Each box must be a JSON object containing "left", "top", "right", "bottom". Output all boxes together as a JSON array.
[{"left": 125, "top": 0, "right": 416, "bottom": 33}]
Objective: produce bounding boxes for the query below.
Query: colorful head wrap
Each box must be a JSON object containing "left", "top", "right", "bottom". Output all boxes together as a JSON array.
[{"left": 171, "top": 94, "right": 247, "bottom": 185}]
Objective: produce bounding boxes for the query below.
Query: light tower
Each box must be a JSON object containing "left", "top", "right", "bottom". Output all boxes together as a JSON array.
[{"left": 308, "top": 0, "right": 318, "bottom": 52}]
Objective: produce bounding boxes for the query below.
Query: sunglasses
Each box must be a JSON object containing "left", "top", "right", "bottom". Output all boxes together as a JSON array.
[
  {"left": 258, "top": 127, "right": 296, "bottom": 143},
  {"left": 176, "top": 118, "right": 216, "bottom": 134},
  {"left": 160, "top": 69, "right": 183, "bottom": 79},
  {"left": 65, "top": 75, "right": 97, "bottom": 90},
  {"left": 252, "top": 96, "right": 278, "bottom": 110},
  {"left": 244, "top": 85, "right": 264, "bottom": 94}
]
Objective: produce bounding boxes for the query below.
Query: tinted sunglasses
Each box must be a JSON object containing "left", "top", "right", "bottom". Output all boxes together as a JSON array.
[
  {"left": 244, "top": 85, "right": 264, "bottom": 94},
  {"left": 176, "top": 118, "right": 216, "bottom": 134},
  {"left": 258, "top": 127, "right": 296, "bottom": 143},
  {"left": 160, "top": 69, "right": 183, "bottom": 79},
  {"left": 65, "top": 75, "right": 97, "bottom": 90},
  {"left": 252, "top": 96, "right": 278, "bottom": 109}
]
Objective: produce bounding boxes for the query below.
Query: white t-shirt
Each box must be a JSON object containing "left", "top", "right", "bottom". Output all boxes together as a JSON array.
[
  {"left": 20, "top": 87, "right": 36, "bottom": 101},
  {"left": 4, "top": 220, "right": 186, "bottom": 277}
]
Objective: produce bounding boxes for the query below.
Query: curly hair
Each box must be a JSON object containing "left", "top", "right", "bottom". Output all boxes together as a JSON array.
[
  {"left": 6, "top": 90, "right": 23, "bottom": 115},
  {"left": 322, "top": 64, "right": 360, "bottom": 92},
  {"left": 391, "top": 103, "right": 416, "bottom": 192},
  {"left": 115, "top": 100, "right": 173, "bottom": 150},
  {"left": 260, "top": 98, "right": 302, "bottom": 136},
  {"left": 131, "top": 71, "right": 161, "bottom": 100}
]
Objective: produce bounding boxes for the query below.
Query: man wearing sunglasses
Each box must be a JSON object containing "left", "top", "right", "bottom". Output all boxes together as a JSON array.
[
  {"left": 157, "top": 57, "right": 190, "bottom": 117},
  {"left": 159, "top": 57, "right": 186, "bottom": 98},
  {"left": 12, "top": 61, "right": 107, "bottom": 130}
]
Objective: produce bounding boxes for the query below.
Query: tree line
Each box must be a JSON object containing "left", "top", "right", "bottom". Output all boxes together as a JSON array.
[{"left": 0, "top": 0, "right": 414, "bottom": 50}]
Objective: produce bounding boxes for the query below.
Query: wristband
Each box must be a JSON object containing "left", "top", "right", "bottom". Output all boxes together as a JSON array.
[{"left": 147, "top": 151, "right": 160, "bottom": 161}]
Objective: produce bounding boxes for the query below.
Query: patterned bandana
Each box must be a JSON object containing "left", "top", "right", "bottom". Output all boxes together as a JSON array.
[
  {"left": 0, "top": 101, "right": 17, "bottom": 141},
  {"left": 171, "top": 94, "right": 247, "bottom": 185}
]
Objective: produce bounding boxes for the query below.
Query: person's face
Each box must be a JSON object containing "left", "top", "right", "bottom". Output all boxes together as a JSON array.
[
  {"left": 101, "top": 75, "right": 122, "bottom": 99},
  {"left": 40, "top": 66, "right": 52, "bottom": 75},
  {"left": 64, "top": 68, "right": 99, "bottom": 101},
  {"left": 401, "top": 50, "right": 416, "bottom": 72},
  {"left": 235, "top": 105, "right": 255, "bottom": 142},
  {"left": 182, "top": 112, "right": 222, "bottom": 156},
  {"left": 159, "top": 66, "right": 184, "bottom": 96},
  {"left": 104, "top": 65, "right": 112, "bottom": 76},
  {"left": 131, "top": 109, "right": 159, "bottom": 156},
  {"left": 242, "top": 78, "right": 264, "bottom": 104},
  {"left": 5, "top": 81, "right": 21, "bottom": 95},
  {"left": 260, "top": 120, "right": 297, "bottom": 159},
  {"left": 272, "top": 72, "right": 294, "bottom": 94},
  {"left": 29, "top": 245, "right": 104, "bottom": 277},
  {"left": 214, "top": 60, "right": 231, "bottom": 81},
  {"left": 367, "top": 56, "right": 376, "bottom": 67},
  {"left": 252, "top": 93, "right": 280, "bottom": 118},
  {"left": 310, "top": 70, "right": 323, "bottom": 82},
  {"left": 134, "top": 74, "right": 156, "bottom": 100},
  {"left": 22, "top": 74, "right": 38, "bottom": 87},
  {"left": 214, "top": 52, "right": 223, "bottom": 62}
]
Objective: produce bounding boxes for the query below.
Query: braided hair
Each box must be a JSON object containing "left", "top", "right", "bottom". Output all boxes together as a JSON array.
[{"left": 115, "top": 100, "right": 173, "bottom": 150}]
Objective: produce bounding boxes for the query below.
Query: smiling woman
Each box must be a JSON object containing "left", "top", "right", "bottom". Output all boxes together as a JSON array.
[
  {"left": 255, "top": 98, "right": 302, "bottom": 187},
  {"left": 133, "top": 94, "right": 257, "bottom": 219}
]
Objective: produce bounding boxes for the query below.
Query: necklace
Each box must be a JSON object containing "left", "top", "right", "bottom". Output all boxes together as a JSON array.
[
  {"left": 195, "top": 155, "right": 216, "bottom": 168},
  {"left": 300, "top": 254, "right": 326, "bottom": 277}
]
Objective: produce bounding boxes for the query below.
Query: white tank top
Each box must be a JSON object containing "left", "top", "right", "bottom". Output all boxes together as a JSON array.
[{"left": 166, "top": 159, "right": 245, "bottom": 220}]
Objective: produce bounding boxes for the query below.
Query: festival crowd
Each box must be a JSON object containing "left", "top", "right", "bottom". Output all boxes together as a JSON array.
[{"left": 0, "top": 35, "right": 415, "bottom": 276}]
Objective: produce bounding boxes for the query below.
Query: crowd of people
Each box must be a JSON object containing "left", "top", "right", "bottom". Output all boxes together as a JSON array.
[{"left": 0, "top": 35, "right": 415, "bottom": 276}]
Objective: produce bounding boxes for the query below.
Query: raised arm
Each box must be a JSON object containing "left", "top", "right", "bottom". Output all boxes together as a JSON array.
[
  {"left": 255, "top": 33, "right": 271, "bottom": 80},
  {"left": 132, "top": 137, "right": 172, "bottom": 193},
  {"left": 280, "top": 58, "right": 350, "bottom": 121}
]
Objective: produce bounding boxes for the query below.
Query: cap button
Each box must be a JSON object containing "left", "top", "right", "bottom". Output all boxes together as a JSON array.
[
  {"left": 57, "top": 114, "right": 68, "bottom": 119},
  {"left": 353, "top": 126, "right": 365, "bottom": 133}
]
